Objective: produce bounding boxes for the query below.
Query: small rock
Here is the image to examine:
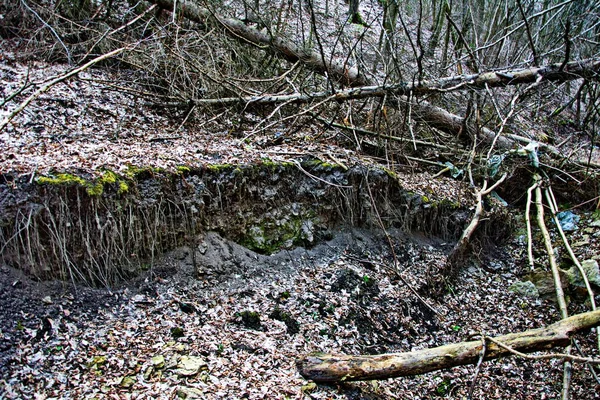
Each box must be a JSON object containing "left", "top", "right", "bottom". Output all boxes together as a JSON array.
[
  {"left": 557, "top": 211, "right": 580, "bottom": 231},
  {"left": 487, "top": 260, "right": 505, "bottom": 272},
  {"left": 41, "top": 296, "right": 52, "bottom": 305},
  {"left": 132, "top": 294, "right": 147, "bottom": 303},
  {"left": 567, "top": 259, "right": 600, "bottom": 288},
  {"left": 508, "top": 281, "right": 539, "bottom": 298},
  {"left": 197, "top": 242, "right": 208, "bottom": 255},
  {"left": 177, "top": 386, "right": 205, "bottom": 399},
  {"left": 173, "top": 356, "right": 207, "bottom": 377},
  {"left": 526, "top": 269, "right": 569, "bottom": 297},
  {"left": 466, "top": 266, "right": 480, "bottom": 275},
  {"left": 589, "top": 219, "right": 600, "bottom": 227}
]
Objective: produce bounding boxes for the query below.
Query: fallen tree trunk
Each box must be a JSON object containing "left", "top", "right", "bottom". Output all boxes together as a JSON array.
[
  {"left": 147, "top": 0, "right": 508, "bottom": 146},
  {"left": 190, "top": 59, "right": 600, "bottom": 107},
  {"left": 297, "top": 310, "right": 600, "bottom": 382}
]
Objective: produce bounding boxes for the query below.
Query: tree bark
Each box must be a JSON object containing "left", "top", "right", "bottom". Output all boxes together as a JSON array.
[{"left": 297, "top": 310, "right": 600, "bottom": 383}]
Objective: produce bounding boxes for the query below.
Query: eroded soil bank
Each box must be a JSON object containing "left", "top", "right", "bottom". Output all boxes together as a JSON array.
[{"left": 0, "top": 160, "right": 472, "bottom": 285}]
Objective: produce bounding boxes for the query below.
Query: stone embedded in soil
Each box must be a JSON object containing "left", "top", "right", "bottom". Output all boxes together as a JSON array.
[
  {"left": 173, "top": 356, "right": 207, "bottom": 377},
  {"left": 566, "top": 259, "right": 600, "bottom": 288},
  {"left": 526, "top": 268, "right": 569, "bottom": 298},
  {"left": 509, "top": 280, "right": 540, "bottom": 298}
]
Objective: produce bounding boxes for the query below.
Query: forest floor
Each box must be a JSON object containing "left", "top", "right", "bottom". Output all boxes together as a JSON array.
[
  {"left": 1, "top": 40, "right": 600, "bottom": 399},
  {"left": 0, "top": 39, "right": 363, "bottom": 177},
  {"left": 1, "top": 226, "right": 599, "bottom": 399}
]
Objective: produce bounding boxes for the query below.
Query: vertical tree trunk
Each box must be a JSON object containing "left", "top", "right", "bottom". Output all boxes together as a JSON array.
[{"left": 348, "top": 0, "right": 362, "bottom": 24}]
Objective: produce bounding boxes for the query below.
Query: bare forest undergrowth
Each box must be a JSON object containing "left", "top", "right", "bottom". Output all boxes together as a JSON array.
[{"left": 1, "top": 0, "right": 600, "bottom": 398}]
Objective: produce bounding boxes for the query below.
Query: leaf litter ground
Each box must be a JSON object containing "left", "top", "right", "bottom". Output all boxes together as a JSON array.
[
  {"left": 1, "top": 228, "right": 598, "bottom": 399},
  {"left": 1, "top": 41, "right": 599, "bottom": 399}
]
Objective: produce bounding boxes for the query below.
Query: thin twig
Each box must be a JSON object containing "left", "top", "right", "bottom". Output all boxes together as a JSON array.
[
  {"left": 545, "top": 186, "right": 598, "bottom": 351},
  {"left": 534, "top": 175, "right": 572, "bottom": 400},
  {"left": 292, "top": 160, "right": 352, "bottom": 189},
  {"left": 485, "top": 336, "right": 599, "bottom": 364},
  {"left": 467, "top": 333, "right": 487, "bottom": 400},
  {"left": 525, "top": 182, "right": 537, "bottom": 270},
  {"left": 21, "top": 0, "right": 72, "bottom": 65}
]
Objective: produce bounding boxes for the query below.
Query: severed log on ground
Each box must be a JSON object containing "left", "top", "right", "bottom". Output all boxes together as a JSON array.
[{"left": 297, "top": 310, "right": 600, "bottom": 383}]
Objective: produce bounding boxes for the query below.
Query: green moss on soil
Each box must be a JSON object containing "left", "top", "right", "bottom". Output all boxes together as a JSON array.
[
  {"left": 100, "top": 170, "right": 118, "bottom": 185},
  {"left": 37, "top": 173, "right": 87, "bottom": 187},
  {"left": 37, "top": 170, "right": 130, "bottom": 196},
  {"left": 124, "top": 165, "right": 165, "bottom": 179},
  {"left": 383, "top": 167, "right": 399, "bottom": 180},
  {"left": 240, "top": 210, "right": 316, "bottom": 254},
  {"left": 303, "top": 159, "right": 340, "bottom": 170},
  {"left": 207, "top": 164, "right": 234, "bottom": 172},
  {"left": 238, "top": 311, "right": 262, "bottom": 330}
]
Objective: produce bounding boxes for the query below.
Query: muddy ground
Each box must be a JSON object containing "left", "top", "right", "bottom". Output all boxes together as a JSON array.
[{"left": 1, "top": 227, "right": 598, "bottom": 399}]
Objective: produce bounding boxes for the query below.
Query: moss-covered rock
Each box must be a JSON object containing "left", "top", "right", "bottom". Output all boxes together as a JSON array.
[
  {"left": 237, "top": 311, "right": 262, "bottom": 331},
  {"left": 566, "top": 259, "right": 600, "bottom": 288},
  {"left": 509, "top": 280, "right": 539, "bottom": 298}
]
